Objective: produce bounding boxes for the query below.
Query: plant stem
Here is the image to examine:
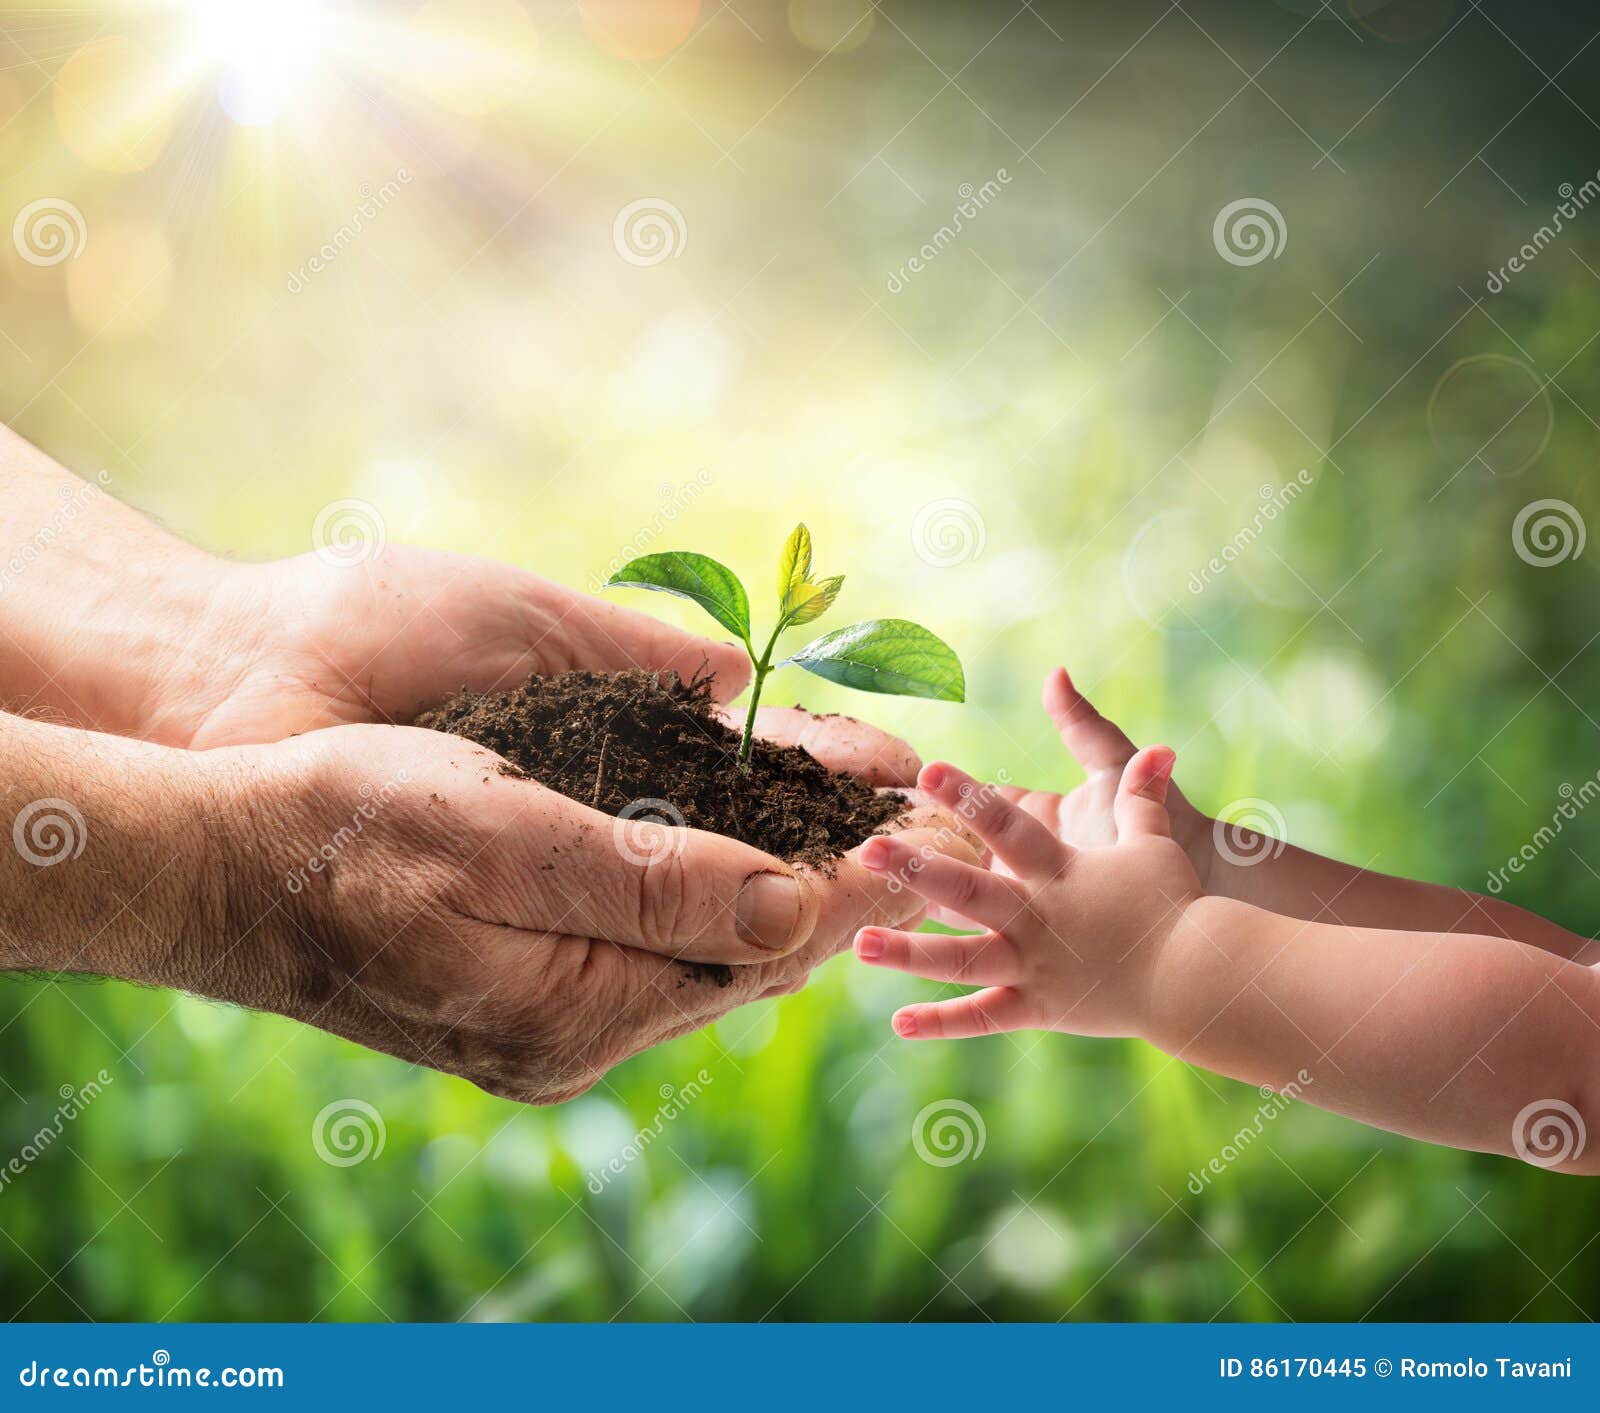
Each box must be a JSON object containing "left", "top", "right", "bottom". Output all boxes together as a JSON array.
[
  {"left": 592, "top": 732, "right": 610, "bottom": 806},
  {"left": 738, "top": 623, "right": 785, "bottom": 769}
]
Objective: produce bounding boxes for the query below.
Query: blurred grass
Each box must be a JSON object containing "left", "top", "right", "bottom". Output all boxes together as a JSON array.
[{"left": 3, "top": 0, "right": 1600, "bottom": 1321}]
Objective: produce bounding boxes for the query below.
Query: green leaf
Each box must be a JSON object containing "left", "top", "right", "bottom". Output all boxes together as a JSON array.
[
  {"left": 606, "top": 551, "right": 751, "bottom": 643},
  {"left": 777, "top": 523, "right": 814, "bottom": 606},
  {"left": 786, "top": 618, "right": 964, "bottom": 702},
  {"left": 782, "top": 573, "right": 844, "bottom": 628}
]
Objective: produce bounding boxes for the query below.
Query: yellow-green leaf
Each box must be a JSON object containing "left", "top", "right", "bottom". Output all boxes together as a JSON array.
[
  {"left": 777, "top": 523, "right": 813, "bottom": 605},
  {"left": 783, "top": 573, "right": 844, "bottom": 628}
]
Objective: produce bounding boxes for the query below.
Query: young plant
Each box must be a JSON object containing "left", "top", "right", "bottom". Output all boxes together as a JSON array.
[{"left": 605, "top": 524, "right": 964, "bottom": 767}]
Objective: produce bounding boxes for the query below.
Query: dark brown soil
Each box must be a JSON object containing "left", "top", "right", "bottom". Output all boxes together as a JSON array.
[{"left": 414, "top": 668, "right": 907, "bottom": 872}]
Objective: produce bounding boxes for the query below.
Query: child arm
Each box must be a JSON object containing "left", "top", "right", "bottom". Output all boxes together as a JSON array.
[
  {"left": 1037, "top": 668, "right": 1590, "bottom": 961},
  {"left": 860, "top": 742, "right": 1600, "bottom": 1174},
  {"left": 1153, "top": 896, "right": 1600, "bottom": 1172}
]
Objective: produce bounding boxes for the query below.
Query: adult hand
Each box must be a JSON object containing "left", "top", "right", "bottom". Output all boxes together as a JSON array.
[
  {"left": 0, "top": 682, "right": 955, "bottom": 1108},
  {"left": 201, "top": 722, "right": 962, "bottom": 1102},
  {"left": 0, "top": 433, "right": 923, "bottom": 780},
  {"left": 180, "top": 547, "right": 747, "bottom": 744},
  {"left": 176, "top": 547, "right": 925, "bottom": 784}
]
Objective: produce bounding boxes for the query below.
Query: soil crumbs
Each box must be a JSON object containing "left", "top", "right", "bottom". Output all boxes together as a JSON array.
[{"left": 415, "top": 665, "right": 906, "bottom": 872}]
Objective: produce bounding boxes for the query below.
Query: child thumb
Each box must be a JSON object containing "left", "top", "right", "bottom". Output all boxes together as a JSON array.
[{"left": 1113, "top": 746, "right": 1176, "bottom": 840}]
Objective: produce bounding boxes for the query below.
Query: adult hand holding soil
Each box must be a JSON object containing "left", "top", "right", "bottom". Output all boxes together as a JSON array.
[
  {"left": 0, "top": 426, "right": 950, "bottom": 1099},
  {"left": 250, "top": 724, "right": 967, "bottom": 1101},
  {"left": 204, "top": 547, "right": 923, "bottom": 785},
  {"left": 0, "top": 424, "right": 919, "bottom": 781},
  {"left": 0, "top": 713, "right": 965, "bottom": 1103}
]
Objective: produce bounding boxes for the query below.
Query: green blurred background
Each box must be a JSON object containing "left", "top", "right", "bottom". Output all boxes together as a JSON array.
[{"left": 2, "top": 0, "right": 1599, "bottom": 1321}]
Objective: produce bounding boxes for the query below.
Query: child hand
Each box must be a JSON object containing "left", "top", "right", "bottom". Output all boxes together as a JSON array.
[
  {"left": 853, "top": 740, "right": 1204, "bottom": 1041},
  {"left": 981, "top": 667, "right": 1213, "bottom": 885}
]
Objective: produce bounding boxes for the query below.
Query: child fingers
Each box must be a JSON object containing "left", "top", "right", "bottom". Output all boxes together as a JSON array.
[
  {"left": 1042, "top": 666, "right": 1137, "bottom": 773},
  {"left": 916, "top": 761, "right": 1065, "bottom": 879},
  {"left": 891, "top": 986, "right": 1033, "bottom": 1040},
  {"left": 1112, "top": 745, "right": 1177, "bottom": 839},
  {"left": 854, "top": 927, "right": 1020, "bottom": 986},
  {"left": 858, "top": 833, "right": 1029, "bottom": 931},
  {"left": 807, "top": 824, "right": 977, "bottom": 951}
]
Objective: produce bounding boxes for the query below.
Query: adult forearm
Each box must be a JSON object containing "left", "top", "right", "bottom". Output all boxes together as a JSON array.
[
  {"left": 1149, "top": 895, "right": 1600, "bottom": 1171},
  {"left": 0, "top": 711, "right": 224, "bottom": 984},
  {"left": 0, "top": 423, "right": 246, "bottom": 744},
  {"left": 1204, "top": 832, "right": 1589, "bottom": 960}
]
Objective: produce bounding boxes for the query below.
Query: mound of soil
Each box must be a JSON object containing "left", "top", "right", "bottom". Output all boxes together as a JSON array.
[{"left": 414, "top": 668, "right": 907, "bottom": 872}]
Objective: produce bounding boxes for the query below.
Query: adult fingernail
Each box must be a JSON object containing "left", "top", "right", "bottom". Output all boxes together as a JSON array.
[
  {"left": 920, "top": 762, "right": 948, "bottom": 791},
  {"left": 893, "top": 1011, "right": 919, "bottom": 1037},
  {"left": 736, "top": 871, "right": 803, "bottom": 951},
  {"left": 856, "top": 929, "right": 885, "bottom": 960}
]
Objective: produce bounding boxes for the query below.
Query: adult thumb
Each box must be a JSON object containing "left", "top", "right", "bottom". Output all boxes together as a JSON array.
[{"left": 552, "top": 806, "right": 820, "bottom": 964}]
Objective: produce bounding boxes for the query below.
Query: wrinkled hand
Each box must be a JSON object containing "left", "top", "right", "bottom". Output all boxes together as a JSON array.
[
  {"left": 181, "top": 546, "right": 745, "bottom": 745},
  {"left": 180, "top": 545, "right": 920, "bottom": 783},
  {"left": 206, "top": 722, "right": 962, "bottom": 1104}
]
